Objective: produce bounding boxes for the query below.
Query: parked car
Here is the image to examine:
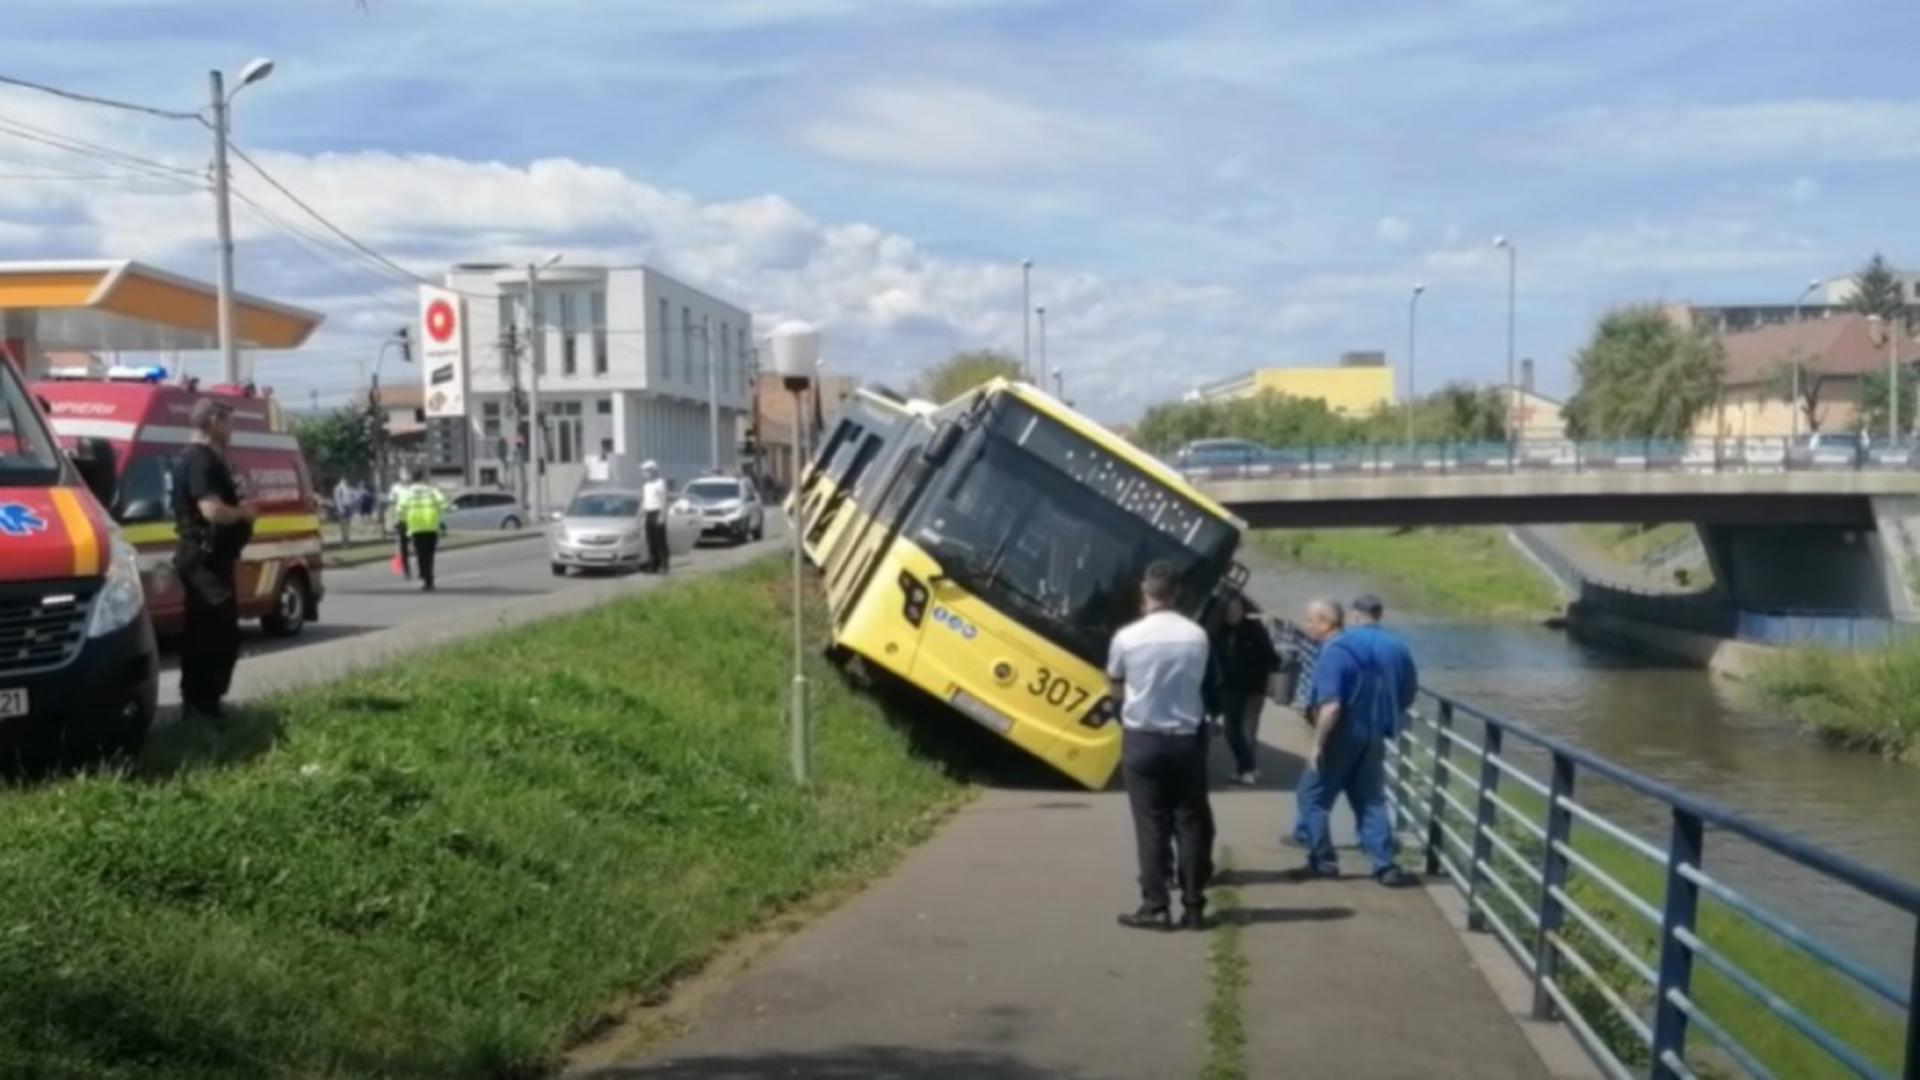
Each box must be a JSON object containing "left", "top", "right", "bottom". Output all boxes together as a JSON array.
[
  {"left": 441, "top": 488, "right": 528, "bottom": 531},
  {"left": 1174, "top": 437, "right": 1268, "bottom": 475},
  {"left": 1789, "top": 432, "right": 1867, "bottom": 469},
  {"left": 678, "top": 475, "right": 766, "bottom": 544},
  {"left": 549, "top": 487, "right": 700, "bottom": 575}
]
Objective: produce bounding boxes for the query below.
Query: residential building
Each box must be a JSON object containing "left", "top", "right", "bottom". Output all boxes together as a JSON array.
[
  {"left": 1195, "top": 351, "right": 1395, "bottom": 416},
  {"left": 1817, "top": 268, "right": 1920, "bottom": 307},
  {"left": 441, "top": 263, "right": 753, "bottom": 499},
  {"left": 1692, "top": 314, "right": 1920, "bottom": 439},
  {"left": 1668, "top": 268, "right": 1920, "bottom": 336}
]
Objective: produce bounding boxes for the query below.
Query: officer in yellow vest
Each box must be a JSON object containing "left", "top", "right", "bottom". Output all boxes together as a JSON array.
[{"left": 396, "top": 472, "right": 449, "bottom": 591}]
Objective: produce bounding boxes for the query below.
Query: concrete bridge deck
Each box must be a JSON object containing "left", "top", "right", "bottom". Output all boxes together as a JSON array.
[{"left": 582, "top": 720, "right": 1589, "bottom": 1080}]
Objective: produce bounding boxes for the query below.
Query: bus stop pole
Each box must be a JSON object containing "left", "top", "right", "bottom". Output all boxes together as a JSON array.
[{"left": 790, "top": 386, "right": 812, "bottom": 786}]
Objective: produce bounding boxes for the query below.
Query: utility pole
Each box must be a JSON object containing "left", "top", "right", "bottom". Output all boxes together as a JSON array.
[
  {"left": 209, "top": 70, "right": 239, "bottom": 386},
  {"left": 705, "top": 313, "right": 720, "bottom": 473},
  {"left": 1036, "top": 304, "right": 1048, "bottom": 394},
  {"left": 525, "top": 267, "right": 545, "bottom": 519},
  {"left": 503, "top": 324, "right": 525, "bottom": 504},
  {"left": 1021, "top": 258, "right": 1033, "bottom": 382}
]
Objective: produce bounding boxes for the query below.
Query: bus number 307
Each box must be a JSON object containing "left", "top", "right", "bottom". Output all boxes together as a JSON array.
[{"left": 1026, "top": 668, "right": 1090, "bottom": 712}]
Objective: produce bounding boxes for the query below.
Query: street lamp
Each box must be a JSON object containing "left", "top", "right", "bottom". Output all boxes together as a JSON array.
[
  {"left": 1789, "top": 278, "right": 1821, "bottom": 441},
  {"left": 1021, "top": 259, "right": 1034, "bottom": 381},
  {"left": 1051, "top": 365, "right": 1064, "bottom": 400},
  {"left": 1870, "top": 314, "right": 1902, "bottom": 447},
  {"left": 769, "top": 320, "right": 822, "bottom": 787},
  {"left": 1493, "top": 236, "right": 1517, "bottom": 452},
  {"left": 1035, "top": 304, "right": 1048, "bottom": 393},
  {"left": 525, "top": 252, "right": 562, "bottom": 520},
  {"left": 1406, "top": 283, "right": 1426, "bottom": 454},
  {"left": 210, "top": 57, "right": 276, "bottom": 386}
]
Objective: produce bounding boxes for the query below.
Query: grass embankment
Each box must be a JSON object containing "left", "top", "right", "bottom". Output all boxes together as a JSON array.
[
  {"left": 1459, "top": 781, "right": 1906, "bottom": 1077},
  {"left": 1257, "top": 527, "right": 1560, "bottom": 619},
  {"left": 1754, "top": 646, "right": 1920, "bottom": 763},
  {"left": 0, "top": 560, "right": 961, "bottom": 1078}
]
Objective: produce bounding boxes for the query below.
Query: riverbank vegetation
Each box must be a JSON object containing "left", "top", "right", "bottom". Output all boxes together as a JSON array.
[
  {"left": 1755, "top": 645, "right": 1920, "bottom": 763},
  {"left": 1134, "top": 382, "right": 1508, "bottom": 451},
  {"left": 0, "top": 560, "right": 961, "bottom": 1078},
  {"left": 1256, "top": 527, "right": 1561, "bottom": 619}
]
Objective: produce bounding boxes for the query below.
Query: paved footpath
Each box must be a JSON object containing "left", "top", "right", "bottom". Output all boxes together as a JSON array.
[{"left": 589, "top": 713, "right": 1595, "bottom": 1079}]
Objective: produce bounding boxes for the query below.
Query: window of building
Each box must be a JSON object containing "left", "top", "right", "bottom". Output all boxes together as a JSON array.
[
  {"left": 482, "top": 401, "right": 502, "bottom": 439},
  {"left": 718, "top": 322, "right": 730, "bottom": 393},
  {"left": 559, "top": 293, "right": 578, "bottom": 376},
  {"left": 596, "top": 396, "right": 612, "bottom": 415},
  {"left": 601, "top": 437, "right": 614, "bottom": 456},
  {"left": 682, "top": 305, "right": 694, "bottom": 382},
  {"left": 657, "top": 297, "right": 670, "bottom": 381},
  {"left": 479, "top": 466, "right": 500, "bottom": 486},
  {"left": 591, "top": 290, "right": 608, "bottom": 375},
  {"left": 549, "top": 400, "right": 584, "bottom": 465}
]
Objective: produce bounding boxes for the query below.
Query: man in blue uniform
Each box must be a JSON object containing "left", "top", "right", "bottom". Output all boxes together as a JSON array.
[
  {"left": 1294, "top": 598, "right": 1416, "bottom": 887},
  {"left": 1346, "top": 593, "right": 1418, "bottom": 737}
]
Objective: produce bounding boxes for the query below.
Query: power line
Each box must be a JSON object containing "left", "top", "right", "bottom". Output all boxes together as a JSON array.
[
  {"left": 0, "top": 72, "right": 202, "bottom": 122},
  {"left": 0, "top": 111, "right": 204, "bottom": 182}
]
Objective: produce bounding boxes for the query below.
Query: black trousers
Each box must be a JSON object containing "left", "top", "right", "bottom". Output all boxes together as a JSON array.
[
  {"left": 1122, "top": 728, "right": 1213, "bottom": 911},
  {"left": 645, "top": 511, "right": 669, "bottom": 573},
  {"left": 178, "top": 561, "right": 240, "bottom": 712},
  {"left": 412, "top": 529, "right": 439, "bottom": 588},
  {"left": 394, "top": 528, "right": 411, "bottom": 578}
]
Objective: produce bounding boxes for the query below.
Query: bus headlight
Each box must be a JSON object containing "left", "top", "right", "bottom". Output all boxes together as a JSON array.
[
  {"left": 898, "top": 569, "right": 929, "bottom": 626},
  {"left": 87, "top": 533, "right": 147, "bottom": 639},
  {"left": 1079, "top": 695, "right": 1118, "bottom": 729}
]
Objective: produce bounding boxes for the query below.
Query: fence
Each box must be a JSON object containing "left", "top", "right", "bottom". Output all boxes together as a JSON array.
[
  {"left": 1169, "top": 436, "right": 1920, "bottom": 481},
  {"left": 1272, "top": 620, "right": 1920, "bottom": 1078},
  {"left": 1576, "top": 581, "right": 1920, "bottom": 651}
]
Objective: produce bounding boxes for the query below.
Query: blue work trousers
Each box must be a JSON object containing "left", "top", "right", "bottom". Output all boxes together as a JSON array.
[{"left": 1301, "top": 735, "right": 1398, "bottom": 876}]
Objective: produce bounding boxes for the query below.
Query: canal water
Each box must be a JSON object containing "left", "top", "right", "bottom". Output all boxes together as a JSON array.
[{"left": 1243, "top": 552, "right": 1920, "bottom": 986}]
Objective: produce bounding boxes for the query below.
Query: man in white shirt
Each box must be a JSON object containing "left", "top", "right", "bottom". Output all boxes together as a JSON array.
[
  {"left": 640, "top": 460, "right": 671, "bottom": 574},
  {"left": 1107, "top": 561, "right": 1215, "bottom": 931}
]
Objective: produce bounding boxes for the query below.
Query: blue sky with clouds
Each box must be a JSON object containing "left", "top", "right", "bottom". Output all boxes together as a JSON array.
[{"left": 3, "top": 0, "right": 1919, "bottom": 418}]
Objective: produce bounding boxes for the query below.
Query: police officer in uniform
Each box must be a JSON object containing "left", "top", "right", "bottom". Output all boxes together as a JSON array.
[{"left": 171, "top": 398, "right": 257, "bottom": 721}]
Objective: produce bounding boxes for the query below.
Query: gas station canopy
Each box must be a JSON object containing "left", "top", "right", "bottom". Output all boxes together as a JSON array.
[{"left": 0, "top": 260, "right": 324, "bottom": 367}]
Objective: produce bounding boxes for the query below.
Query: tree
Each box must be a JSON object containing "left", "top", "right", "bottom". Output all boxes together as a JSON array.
[
  {"left": 1134, "top": 390, "right": 1365, "bottom": 451},
  {"left": 1845, "top": 253, "right": 1907, "bottom": 321},
  {"left": 1856, "top": 366, "right": 1919, "bottom": 440},
  {"left": 1360, "top": 382, "right": 1509, "bottom": 443},
  {"left": 292, "top": 407, "right": 377, "bottom": 490},
  {"left": 1765, "top": 351, "right": 1833, "bottom": 434},
  {"left": 1564, "top": 307, "right": 1724, "bottom": 439},
  {"left": 915, "top": 349, "right": 1021, "bottom": 404}
]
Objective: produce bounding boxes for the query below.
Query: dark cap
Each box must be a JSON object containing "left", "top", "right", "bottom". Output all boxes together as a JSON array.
[
  {"left": 1351, "top": 593, "right": 1385, "bottom": 617},
  {"left": 188, "top": 397, "right": 233, "bottom": 432}
]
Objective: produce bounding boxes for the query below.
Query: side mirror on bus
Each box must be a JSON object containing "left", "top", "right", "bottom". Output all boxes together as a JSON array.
[
  {"left": 923, "top": 423, "right": 964, "bottom": 466},
  {"left": 70, "top": 437, "right": 118, "bottom": 508}
]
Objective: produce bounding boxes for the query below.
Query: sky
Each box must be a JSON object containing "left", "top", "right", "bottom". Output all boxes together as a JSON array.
[{"left": 1, "top": 0, "right": 1918, "bottom": 421}]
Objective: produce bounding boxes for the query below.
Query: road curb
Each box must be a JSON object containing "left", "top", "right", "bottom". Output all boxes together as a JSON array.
[{"left": 219, "top": 538, "right": 785, "bottom": 709}]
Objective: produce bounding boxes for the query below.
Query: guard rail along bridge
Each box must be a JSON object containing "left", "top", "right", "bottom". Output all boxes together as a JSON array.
[
  {"left": 1271, "top": 622, "right": 1920, "bottom": 1080},
  {"left": 1179, "top": 436, "right": 1920, "bottom": 624}
]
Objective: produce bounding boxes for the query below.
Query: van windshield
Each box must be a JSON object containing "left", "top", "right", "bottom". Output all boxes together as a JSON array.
[{"left": 0, "top": 364, "right": 61, "bottom": 485}]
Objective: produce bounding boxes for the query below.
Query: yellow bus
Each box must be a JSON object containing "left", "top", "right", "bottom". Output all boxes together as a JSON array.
[
  {"left": 794, "top": 388, "right": 932, "bottom": 566},
  {"left": 804, "top": 378, "right": 1244, "bottom": 789}
]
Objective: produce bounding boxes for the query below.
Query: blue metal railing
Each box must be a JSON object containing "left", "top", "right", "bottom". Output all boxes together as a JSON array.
[
  {"left": 1272, "top": 621, "right": 1920, "bottom": 1079},
  {"left": 1167, "top": 435, "right": 1920, "bottom": 481}
]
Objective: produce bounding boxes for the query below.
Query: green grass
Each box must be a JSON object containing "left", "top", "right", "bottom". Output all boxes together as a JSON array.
[
  {"left": 1755, "top": 645, "right": 1920, "bottom": 763},
  {"left": 1255, "top": 527, "right": 1561, "bottom": 619},
  {"left": 1199, "top": 851, "right": 1247, "bottom": 1080},
  {"left": 1433, "top": 772, "right": 1907, "bottom": 1078},
  {"left": 0, "top": 560, "right": 962, "bottom": 1079}
]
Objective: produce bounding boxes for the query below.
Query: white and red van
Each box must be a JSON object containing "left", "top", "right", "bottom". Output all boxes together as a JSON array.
[
  {"left": 33, "top": 371, "right": 326, "bottom": 640},
  {"left": 0, "top": 360, "right": 157, "bottom": 764}
]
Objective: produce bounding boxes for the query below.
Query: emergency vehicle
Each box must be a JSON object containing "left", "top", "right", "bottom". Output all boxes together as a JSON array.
[
  {"left": 0, "top": 358, "right": 157, "bottom": 764},
  {"left": 33, "top": 367, "right": 326, "bottom": 640}
]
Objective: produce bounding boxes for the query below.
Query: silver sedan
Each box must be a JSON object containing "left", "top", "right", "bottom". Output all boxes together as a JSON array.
[{"left": 549, "top": 488, "right": 698, "bottom": 575}]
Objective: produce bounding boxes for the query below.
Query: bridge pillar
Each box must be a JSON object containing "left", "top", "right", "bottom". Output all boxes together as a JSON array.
[
  {"left": 1869, "top": 496, "right": 1920, "bottom": 621},
  {"left": 1697, "top": 521, "right": 1902, "bottom": 619}
]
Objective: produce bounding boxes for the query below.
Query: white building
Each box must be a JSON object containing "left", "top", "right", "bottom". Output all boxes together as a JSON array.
[
  {"left": 1818, "top": 268, "right": 1920, "bottom": 307},
  {"left": 443, "top": 263, "right": 753, "bottom": 499}
]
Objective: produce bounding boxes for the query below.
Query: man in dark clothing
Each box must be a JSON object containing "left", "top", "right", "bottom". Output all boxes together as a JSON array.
[
  {"left": 171, "top": 398, "right": 257, "bottom": 720},
  {"left": 1211, "top": 594, "right": 1279, "bottom": 785}
]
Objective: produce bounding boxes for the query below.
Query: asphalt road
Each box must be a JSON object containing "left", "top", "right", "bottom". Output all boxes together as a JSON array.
[{"left": 157, "top": 523, "right": 780, "bottom": 709}]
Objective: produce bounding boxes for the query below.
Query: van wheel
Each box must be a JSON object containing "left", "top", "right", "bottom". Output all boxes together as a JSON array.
[
  {"left": 551, "top": 563, "right": 568, "bottom": 577},
  {"left": 751, "top": 519, "right": 765, "bottom": 542},
  {"left": 502, "top": 515, "right": 523, "bottom": 530},
  {"left": 262, "top": 572, "right": 310, "bottom": 638}
]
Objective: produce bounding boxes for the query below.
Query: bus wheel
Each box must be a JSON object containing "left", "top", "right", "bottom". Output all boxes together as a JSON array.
[{"left": 262, "top": 572, "right": 310, "bottom": 638}]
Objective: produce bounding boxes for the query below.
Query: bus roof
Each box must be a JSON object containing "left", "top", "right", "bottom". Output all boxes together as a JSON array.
[{"left": 987, "top": 378, "right": 1244, "bottom": 528}]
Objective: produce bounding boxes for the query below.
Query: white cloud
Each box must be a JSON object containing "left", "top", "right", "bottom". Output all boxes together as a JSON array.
[
  {"left": 1376, "top": 216, "right": 1412, "bottom": 245},
  {"left": 1529, "top": 99, "right": 1920, "bottom": 170},
  {"left": 792, "top": 81, "right": 1146, "bottom": 175},
  {"left": 1788, "top": 176, "right": 1821, "bottom": 204}
]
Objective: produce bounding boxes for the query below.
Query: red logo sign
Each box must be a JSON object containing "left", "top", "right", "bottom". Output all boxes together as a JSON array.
[{"left": 425, "top": 299, "right": 456, "bottom": 344}]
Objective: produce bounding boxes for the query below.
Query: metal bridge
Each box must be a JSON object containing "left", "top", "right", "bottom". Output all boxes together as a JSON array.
[{"left": 1277, "top": 624, "right": 1920, "bottom": 1080}]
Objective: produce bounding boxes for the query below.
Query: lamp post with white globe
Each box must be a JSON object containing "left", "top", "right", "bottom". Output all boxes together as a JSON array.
[{"left": 769, "top": 321, "right": 822, "bottom": 785}]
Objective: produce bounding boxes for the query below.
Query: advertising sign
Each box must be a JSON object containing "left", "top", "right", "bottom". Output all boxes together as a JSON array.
[{"left": 419, "top": 286, "right": 469, "bottom": 418}]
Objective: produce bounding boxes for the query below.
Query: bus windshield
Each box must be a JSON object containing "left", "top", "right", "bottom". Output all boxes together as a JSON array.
[
  {"left": 909, "top": 396, "right": 1236, "bottom": 665},
  {"left": 0, "top": 363, "right": 62, "bottom": 486}
]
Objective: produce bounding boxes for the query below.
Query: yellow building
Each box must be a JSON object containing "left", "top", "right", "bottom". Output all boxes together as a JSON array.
[{"left": 1196, "top": 356, "right": 1395, "bottom": 416}]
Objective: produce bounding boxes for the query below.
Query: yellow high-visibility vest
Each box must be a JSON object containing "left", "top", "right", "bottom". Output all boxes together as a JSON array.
[{"left": 400, "top": 484, "right": 447, "bottom": 534}]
